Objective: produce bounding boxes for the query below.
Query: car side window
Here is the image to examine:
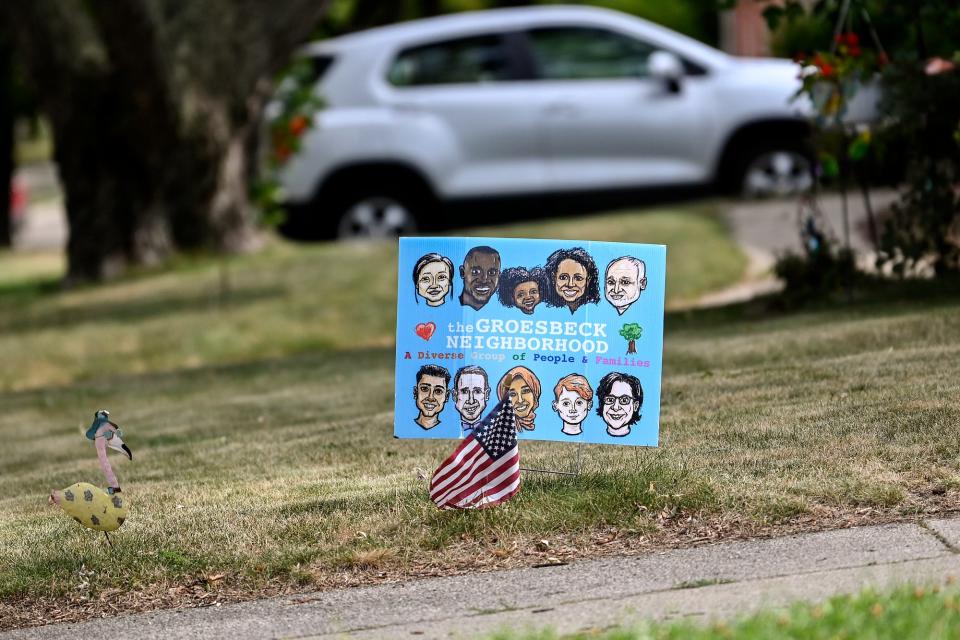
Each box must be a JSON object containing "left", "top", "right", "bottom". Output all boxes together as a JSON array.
[
  {"left": 387, "top": 35, "right": 514, "bottom": 86},
  {"left": 527, "top": 27, "right": 656, "bottom": 80}
]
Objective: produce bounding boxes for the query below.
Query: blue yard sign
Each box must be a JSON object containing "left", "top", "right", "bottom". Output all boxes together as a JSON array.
[{"left": 394, "top": 237, "right": 666, "bottom": 447}]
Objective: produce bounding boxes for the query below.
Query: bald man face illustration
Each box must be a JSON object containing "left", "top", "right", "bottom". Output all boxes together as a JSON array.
[{"left": 605, "top": 258, "right": 646, "bottom": 315}]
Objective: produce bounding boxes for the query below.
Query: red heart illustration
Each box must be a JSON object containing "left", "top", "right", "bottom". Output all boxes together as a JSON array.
[{"left": 415, "top": 322, "right": 436, "bottom": 341}]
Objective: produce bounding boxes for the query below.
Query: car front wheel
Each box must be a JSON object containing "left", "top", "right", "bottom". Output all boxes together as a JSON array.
[{"left": 739, "top": 146, "right": 814, "bottom": 198}]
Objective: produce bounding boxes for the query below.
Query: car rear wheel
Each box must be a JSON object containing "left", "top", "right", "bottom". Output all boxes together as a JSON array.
[
  {"left": 336, "top": 195, "right": 417, "bottom": 239},
  {"left": 739, "top": 146, "right": 814, "bottom": 198}
]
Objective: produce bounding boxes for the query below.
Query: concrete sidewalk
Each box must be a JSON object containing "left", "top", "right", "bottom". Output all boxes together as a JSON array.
[{"left": 5, "top": 517, "right": 960, "bottom": 640}]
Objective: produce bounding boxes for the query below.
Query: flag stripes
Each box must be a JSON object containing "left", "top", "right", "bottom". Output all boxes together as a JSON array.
[
  {"left": 429, "top": 398, "right": 521, "bottom": 510},
  {"left": 436, "top": 449, "right": 517, "bottom": 508}
]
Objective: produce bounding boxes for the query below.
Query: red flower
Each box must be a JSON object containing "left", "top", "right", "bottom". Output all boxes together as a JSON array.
[
  {"left": 289, "top": 115, "right": 308, "bottom": 136},
  {"left": 274, "top": 144, "right": 292, "bottom": 162},
  {"left": 820, "top": 63, "right": 835, "bottom": 78},
  {"left": 835, "top": 32, "right": 860, "bottom": 47},
  {"left": 848, "top": 45, "right": 861, "bottom": 58}
]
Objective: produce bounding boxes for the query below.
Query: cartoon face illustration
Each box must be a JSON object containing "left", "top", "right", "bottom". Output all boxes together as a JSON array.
[
  {"left": 453, "top": 366, "right": 490, "bottom": 428},
  {"left": 508, "top": 378, "right": 535, "bottom": 418},
  {"left": 544, "top": 248, "right": 600, "bottom": 313},
  {"left": 413, "top": 365, "right": 451, "bottom": 430},
  {"left": 459, "top": 246, "right": 501, "bottom": 310},
  {"left": 596, "top": 372, "right": 643, "bottom": 438},
  {"left": 552, "top": 374, "right": 594, "bottom": 437},
  {"left": 605, "top": 257, "right": 646, "bottom": 315},
  {"left": 497, "top": 266, "right": 546, "bottom": 315},
  {"left": 556, "top": 259, "right": 587, "bottom": 302},
  {"left": 496, "top": 367, "right": 541, "bottom": 431},
  {"left": 514, "top": 281, "right": 541, "bottom": 313},
  {"left": 413, "top": 253, "right": 454, "bottom": 307}
]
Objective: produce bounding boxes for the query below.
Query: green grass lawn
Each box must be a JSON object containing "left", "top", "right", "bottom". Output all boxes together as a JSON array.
[
  {"left": 1, "top": 203, "right": 959, "bottom": 629},
  {"left": 493, "top": 583, "right": 960, "bottom": 640},
  {"left": 0, "top": 204, "right": 742, "bottom": 391}
]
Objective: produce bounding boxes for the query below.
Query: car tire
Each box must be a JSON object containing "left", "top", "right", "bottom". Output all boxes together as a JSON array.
[
  {"left": 333, "top": 192, "right": 419, "bottom": 240},
  {"left": 278, "top": 180, "right": 430, "bottom": 242},
  {"left": 735, "top": 140, "right": 815, "bottom": 199},
  {"left": 329, "top": 174, "right": 438, "bottom": 240}
]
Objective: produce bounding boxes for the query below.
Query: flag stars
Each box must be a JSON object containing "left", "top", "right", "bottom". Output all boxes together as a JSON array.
[{"left": 430, "top": 397, "right": 521, "bottom": 510}]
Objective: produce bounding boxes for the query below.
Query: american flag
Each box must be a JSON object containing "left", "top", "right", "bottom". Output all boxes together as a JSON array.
[{"left": 429, "top": 398, "right": 521, "bottom": 509}]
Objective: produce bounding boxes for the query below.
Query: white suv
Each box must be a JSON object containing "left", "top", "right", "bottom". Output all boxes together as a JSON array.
[{"left": 277, "top": 5, "right": 813, "bottom": 239}]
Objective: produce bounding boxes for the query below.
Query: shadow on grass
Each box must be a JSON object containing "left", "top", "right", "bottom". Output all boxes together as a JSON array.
[
  {"left": 0, "top": 277, "right": 61, "bottom": 302},
  {"left": 0, "top": 344, "right": 394, "bottom": 410},
  {"left": 666, "top": 274, "right": 960, "bottom": 334}
]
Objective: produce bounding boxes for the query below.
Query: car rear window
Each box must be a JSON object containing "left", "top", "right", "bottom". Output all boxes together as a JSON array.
[{"left": 387, "top": 35, "right": 514, "bottom": 86}]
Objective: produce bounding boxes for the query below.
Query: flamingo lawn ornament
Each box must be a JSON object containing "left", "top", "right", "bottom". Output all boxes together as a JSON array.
[{"left": 50, "top": 410, "right": 132, "bottom": 546}]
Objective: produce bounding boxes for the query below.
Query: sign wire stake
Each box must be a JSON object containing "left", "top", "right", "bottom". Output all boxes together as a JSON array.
[{"left": 521, "top": 441, "right": 584, "bottom": 477}]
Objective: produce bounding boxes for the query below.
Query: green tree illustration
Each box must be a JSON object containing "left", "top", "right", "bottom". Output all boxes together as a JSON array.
[{"left": 619, "top": 323, "right": 643, "bottom": 354}]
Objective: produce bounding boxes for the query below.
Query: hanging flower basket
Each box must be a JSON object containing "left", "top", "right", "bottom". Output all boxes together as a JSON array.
[
  {"left": 796, "top": 31, "right": 886, "bottom": 129},
  {"left": 808, "top": 72, "right": 883, "bottom": 127}
]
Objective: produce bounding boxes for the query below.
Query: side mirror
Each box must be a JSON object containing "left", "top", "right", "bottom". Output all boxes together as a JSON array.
[{"left": 649, "top": 50, "right": 683, "bottom": 94}]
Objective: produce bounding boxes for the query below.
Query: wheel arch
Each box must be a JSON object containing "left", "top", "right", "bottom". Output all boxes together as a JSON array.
[
  {"left": 280, "top": 161, "right": 440, "bottom": 241},
  {"left": 314, "top": 160, "right": 439, "bottom": 206},
  {"left": 714, "top": 118, "right": 813, "bottom": 190}
]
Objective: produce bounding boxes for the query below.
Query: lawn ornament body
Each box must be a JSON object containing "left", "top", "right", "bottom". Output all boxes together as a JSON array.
[{"left": 50, "top": 410, "right": 132, "bottom": 542}]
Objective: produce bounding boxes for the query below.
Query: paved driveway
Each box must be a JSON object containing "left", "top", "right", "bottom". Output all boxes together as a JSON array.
[{"left": 722, "top": 189, "right": 899, "bottom": 258}]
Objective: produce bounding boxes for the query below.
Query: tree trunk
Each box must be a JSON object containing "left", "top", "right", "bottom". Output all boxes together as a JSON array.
[
  {"left": 52, "top": 74, "right": 175, "bottom": 283},
  {"left": 627, "top": 339, "right": 637, "bottom": 354},
  {"left": 164, "top": 116, "right": 263, "bottom": 254},
  {"left": 1, "top": 0, "right": 329, "bottom": 283},
  {"left": 0, "top": 39, "right": 13, "bottom": 248}
]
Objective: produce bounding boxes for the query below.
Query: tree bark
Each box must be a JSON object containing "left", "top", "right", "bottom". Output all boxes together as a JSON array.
[
  {"left": 0, "top": 0, "right": 330, "bottom": 283},
  {"left": 0, "top": 38, "right": 13, "bottom": 248},
  {"left": 627, "top": 339, "right": 637, "bottom": 354}
]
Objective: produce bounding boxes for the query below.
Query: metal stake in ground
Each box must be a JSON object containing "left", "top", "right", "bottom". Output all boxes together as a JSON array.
[{"left": 521, "top": 441, "right": 584, "bottom": 477}]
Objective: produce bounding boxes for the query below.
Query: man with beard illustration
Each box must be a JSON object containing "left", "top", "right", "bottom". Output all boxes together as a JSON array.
[{"left": 459, "top": 246, "right": 501, "bottom": 310}]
